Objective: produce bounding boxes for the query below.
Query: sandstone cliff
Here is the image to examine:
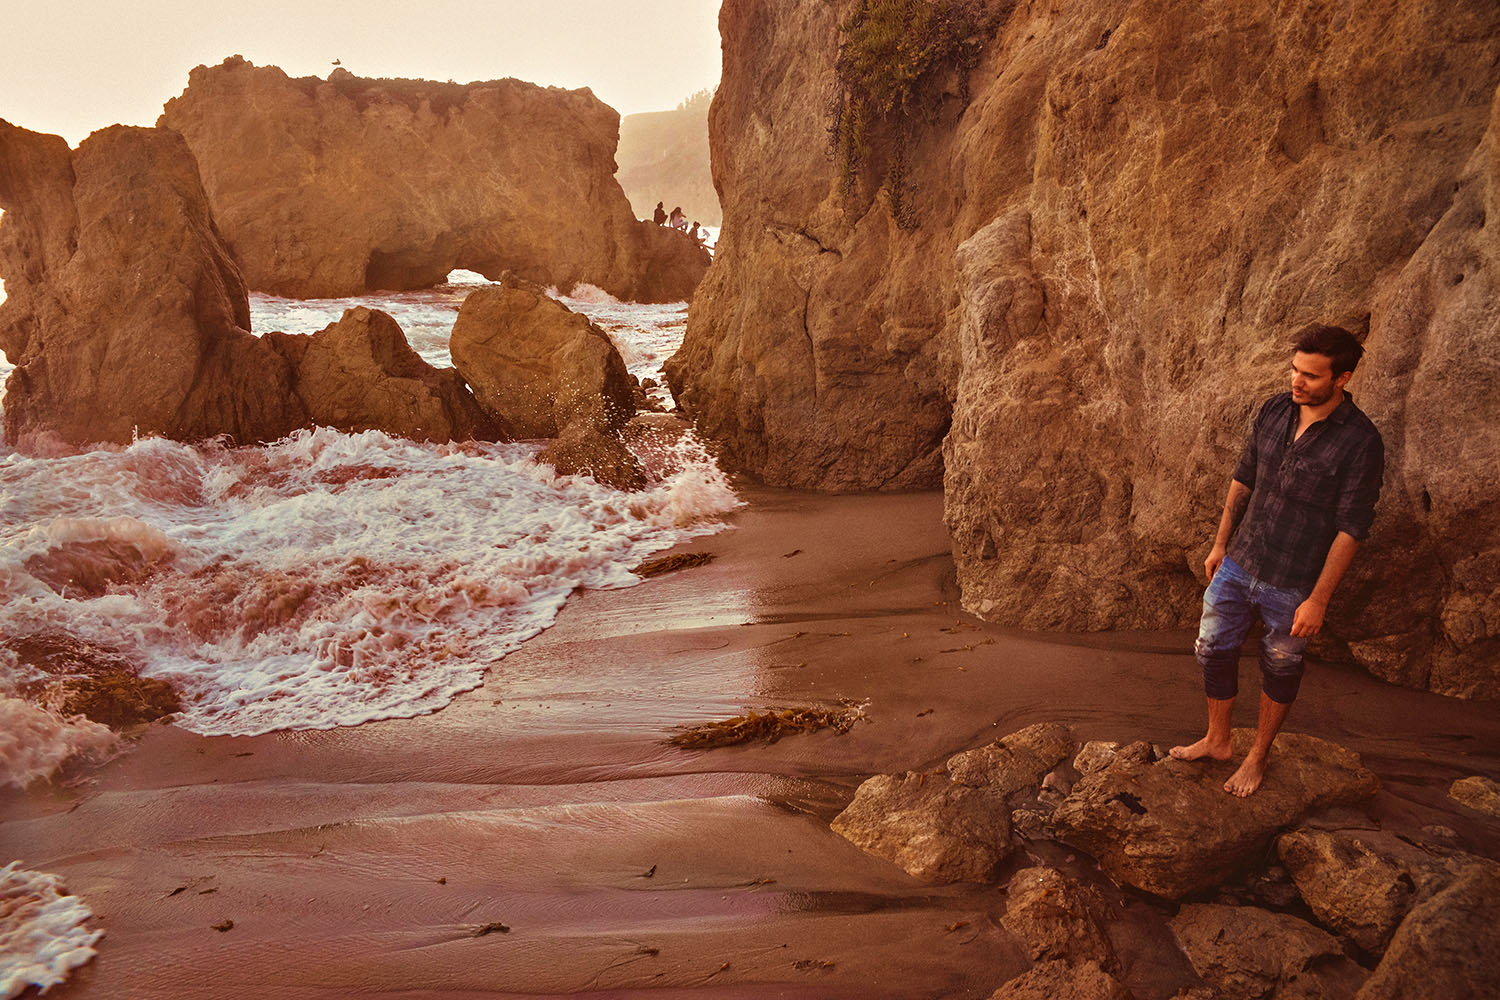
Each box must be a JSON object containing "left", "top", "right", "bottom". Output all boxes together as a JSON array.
[
  {"left": 669, "top": 0, "right": 1500, "bottom": 697},
  {"left": 159, "top": 57, "right": 709, "bottom": 302},
  {"left": 0, "top": 121, "right": 305, "bottom": 449}
]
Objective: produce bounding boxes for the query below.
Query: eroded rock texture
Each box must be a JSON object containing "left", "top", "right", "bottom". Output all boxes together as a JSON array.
[
  {"left": 1050, "top": 731, "right": 1379, "bottom": 898},
  {"left": 451, "top": 277, "right": 643, "bottom": 488},
  {"left": 672, "top": 0, "right": 1500, "bottom": 695},
  {"left": 159, "top": 57, "right": 708, "bottom": 301},
  {"left": 0, "top": 121, "right": 305, "bottom": 448},
  {"left": 264, "top": 307, "right": 498, "bottom": 443}
]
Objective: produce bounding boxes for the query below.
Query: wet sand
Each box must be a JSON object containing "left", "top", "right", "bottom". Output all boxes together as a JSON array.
[{"left": 5, "top": 488, "right": 1500, "bottom": 999}]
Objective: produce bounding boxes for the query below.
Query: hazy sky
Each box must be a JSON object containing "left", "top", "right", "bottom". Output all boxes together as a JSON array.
[{"left": 1, "top": 0, "right": 722, "bottom": 146}]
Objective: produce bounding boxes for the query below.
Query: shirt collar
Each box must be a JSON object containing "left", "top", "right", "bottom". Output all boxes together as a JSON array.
[{"left": 1328, "top": 391, "right": 1356, "bottom": 424}]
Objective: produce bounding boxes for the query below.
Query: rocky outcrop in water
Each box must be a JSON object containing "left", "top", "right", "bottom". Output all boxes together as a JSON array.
[
  {"left": 159, "top": 57, "right": 709, "bottom": 302},
  {"left": 264, "top": 307, "right": 498, "bottom": 443},
  {"left": 0, "top": 121, "right": 305, "bottom": 449},
  {"left": 671, "top": 0, "right": 1500, "bottom": 696},
  {"left": 451, "top": 277, "right": 642, "bottom": 488}
]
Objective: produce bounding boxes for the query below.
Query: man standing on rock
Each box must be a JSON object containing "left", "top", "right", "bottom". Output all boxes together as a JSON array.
[{"left": 1171, "top": 325, "right": 1383, "bottom": 797}]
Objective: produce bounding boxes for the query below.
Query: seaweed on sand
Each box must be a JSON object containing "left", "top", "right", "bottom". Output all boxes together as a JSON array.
[
  {"left": 632, "top": 552, "right": 714, "bottom": 577},
  {"left": 668, "top": 703, "right": 866, "bottom": 749}
]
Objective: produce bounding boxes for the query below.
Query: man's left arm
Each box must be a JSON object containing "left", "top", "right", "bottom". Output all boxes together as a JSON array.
[{"left": 1292, "top": 432, "right": 1385, "bottom": 637}]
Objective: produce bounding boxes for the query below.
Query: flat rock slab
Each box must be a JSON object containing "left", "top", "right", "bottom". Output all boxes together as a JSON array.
[
  {"left": 1052, "top": 731, "right": 1379, "bottom": 898},
  {"left": 1171, "top": 903, "right": 1367, "bottom": 1000}
]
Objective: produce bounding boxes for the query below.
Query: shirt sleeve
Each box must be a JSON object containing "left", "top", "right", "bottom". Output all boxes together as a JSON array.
[
  {"left": 1231, "top": 402, "right": 1266, "bottom": 489},
  {"left": 1334, "top": 431, "right": 1384, "bottom": 541}
]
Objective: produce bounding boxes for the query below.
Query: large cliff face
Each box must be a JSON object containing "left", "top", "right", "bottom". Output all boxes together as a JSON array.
[
  {"left": 671, "top": 0, "right": 1500, "bottom": 697},
  {"left": 159, "top": 57, "right": 707, "bottom": 302}
]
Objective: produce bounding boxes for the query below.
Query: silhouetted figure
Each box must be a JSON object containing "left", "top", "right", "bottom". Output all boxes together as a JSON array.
[
  {"left": 669, "top": 206, "right": 686, "bottom": 231},
  {"left": 653, "top": 201, "right": 667, "bottom": 225},
  {"left": 688, "top": 222, "right": 702, "bottom": 243}
]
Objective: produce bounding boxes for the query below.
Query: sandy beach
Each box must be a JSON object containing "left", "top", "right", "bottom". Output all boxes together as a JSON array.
[{"left": 5, "top": 487, "right": 1500, "bottom": 999}]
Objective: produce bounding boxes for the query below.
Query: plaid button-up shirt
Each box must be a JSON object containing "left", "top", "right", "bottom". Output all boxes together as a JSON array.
[{"left": 1226, "top": 391, "right": 1384, "bottom": 591}]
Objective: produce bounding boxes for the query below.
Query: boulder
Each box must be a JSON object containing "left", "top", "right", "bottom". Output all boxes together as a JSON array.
[
  {"left": 159, "top": 57, "right": 708, "bottom": 301},
  {"left": 670, "top": 0, "right": 1500, "bottom": 695},
  {"left": 833, "top": 723, "right": 1078, "bottom": 883},
  {"left": 1075, "top": 741, "right": 1125, "bottom": 776},
  {"left": 0, "top": 121, "right": 305, "bottom": 448},
  {"left": 1051, "top": 731, "right": 1379, "bottom": 898},
  {"left": 830, "top": 770, "right": 1012, "bottom": 884},
  {"left": 46, "top": 671, "right": 179, "bottom": 728},
  {"left": 538, "top": 420, "right": 645, "bottom": 491},
  {"left": 1275, "top": 828, "right": 1479, "bottom": 954},
  {"left": 6, "top": 631, "right": 178, "bottom": 728},
  {"left": 987, "top": 960, "right": 1133, "bottom": 1000},
  {"left": 1354, "top": 864, "right": 1500, "bottom": 1000},
  {"left": 947, "top": 722, "right": 1076, "bottom": 796},
  {"left": 264, "top": 307, "right": 497, "bottom": 443},
  {"left": 450, "top": 278, "right": 636, "bottom": 438},
  {"left": 1448, "top": 775, "right": 1500, "bottom": 817},
  {"left": 1170, "top": 903, "right": 1368, "bottom": 1000},
  {"left": 1001, "top": 866, "right": 1117, "bottom": 971}
]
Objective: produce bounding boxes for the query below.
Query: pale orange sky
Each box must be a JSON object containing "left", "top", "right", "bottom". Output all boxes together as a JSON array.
[{"left": 1, "top": 0, "right": 723, "bottom": 146}]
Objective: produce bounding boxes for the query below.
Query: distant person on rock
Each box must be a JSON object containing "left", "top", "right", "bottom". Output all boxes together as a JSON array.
[
  {"left": 1170, "top": 324, "right": 1383, "bottom": 798},
  {"left": 687, "top": 221, "right": 702, "bottom": 243},
  {"left": 653, "top": 201, "right": 667, "bottom": 225},
  {"left": 669, "top": 206, "right": 686, "bottom": 231}
]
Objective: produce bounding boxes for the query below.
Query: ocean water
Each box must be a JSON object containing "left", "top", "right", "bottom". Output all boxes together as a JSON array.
[{"left": 0, "top": 276, "right": 735, "bottom": 778}]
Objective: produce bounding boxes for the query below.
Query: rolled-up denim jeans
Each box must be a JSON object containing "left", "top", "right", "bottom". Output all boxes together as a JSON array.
[{"left": 1195, "top": 556, "right": 1310, "bottom": 704}]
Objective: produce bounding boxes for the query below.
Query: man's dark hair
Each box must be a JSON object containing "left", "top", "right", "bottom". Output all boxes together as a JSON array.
[{"left": 1293, "top": 323, "right": 1365, "bottom": 376}]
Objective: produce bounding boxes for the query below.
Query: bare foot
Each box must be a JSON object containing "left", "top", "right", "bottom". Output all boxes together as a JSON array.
[
  {"left": 1224, "top": 754, "right": 1268, "bottom": 797},
  {"left": 1169, "top": 736, "right": 1232, "bottom": 761}
]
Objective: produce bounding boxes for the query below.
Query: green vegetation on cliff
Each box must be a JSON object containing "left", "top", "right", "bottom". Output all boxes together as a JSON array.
[{"left": 829, "top": 0, "right": 991, "bottom": 228}]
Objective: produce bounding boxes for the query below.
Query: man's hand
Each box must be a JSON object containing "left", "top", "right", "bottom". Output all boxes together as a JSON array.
[
  {"left": 1291, "top": 596, "right": 1328, "bottom": 637},
  {"left": 1205, "top": 544, "right": 1227, "bottom": 581}
]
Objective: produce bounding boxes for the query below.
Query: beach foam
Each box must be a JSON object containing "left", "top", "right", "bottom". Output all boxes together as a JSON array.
[
  {"left": 1, "top": 293, "right": 736, "bottom": 738},
  {"left": 0, "top": 863, "right": 103, "bottom": 999}
]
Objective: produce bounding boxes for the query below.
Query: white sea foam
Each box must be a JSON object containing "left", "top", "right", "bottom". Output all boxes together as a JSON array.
[
  {"left": 0, "top": 863, "right": 103, "bottom": 999},
  {"left": 0, "top": 295, "right": 735, "bottom": 738}
]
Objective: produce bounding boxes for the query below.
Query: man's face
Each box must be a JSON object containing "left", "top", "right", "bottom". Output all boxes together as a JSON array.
[{"left": 1290, "top": 351, "right": 1349, "bottom": 406}]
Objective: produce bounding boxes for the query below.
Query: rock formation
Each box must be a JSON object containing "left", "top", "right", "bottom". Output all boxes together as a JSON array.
[
  {"left": 263, "top": 307, "right": 498, "bottom": 443},
  {"left": 1170, "top": 903, "right": 1368, "bottom": 999},
  {"left": 0, "top": 121, "right": 305, "bottom": 448},
  {"left": 1052, "top": 731, "right": 1379, "bottom": 898},
  {"left": 670, "top": 0, "right": 1500, "bottom": 696},
  {"left": 1353, "top": 864, "right": 1500, "bottom": 1000},
  {"left": 451, "top": 277, "right": 642, "bottom": 488},
  {"left": 831, "top": 723, "right": 1073, "bottom": 882},
  {"left": 830, "top": 722, "right": 1500, "bottom": 997},
  {"left": 159, "top": 57, "right": 709, "bottom": 302}
]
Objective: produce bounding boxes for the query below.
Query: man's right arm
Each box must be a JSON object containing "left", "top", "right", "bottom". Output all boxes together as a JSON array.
[{"left": 1206, "top": 479, "right": 1252, "bottom": 580}]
